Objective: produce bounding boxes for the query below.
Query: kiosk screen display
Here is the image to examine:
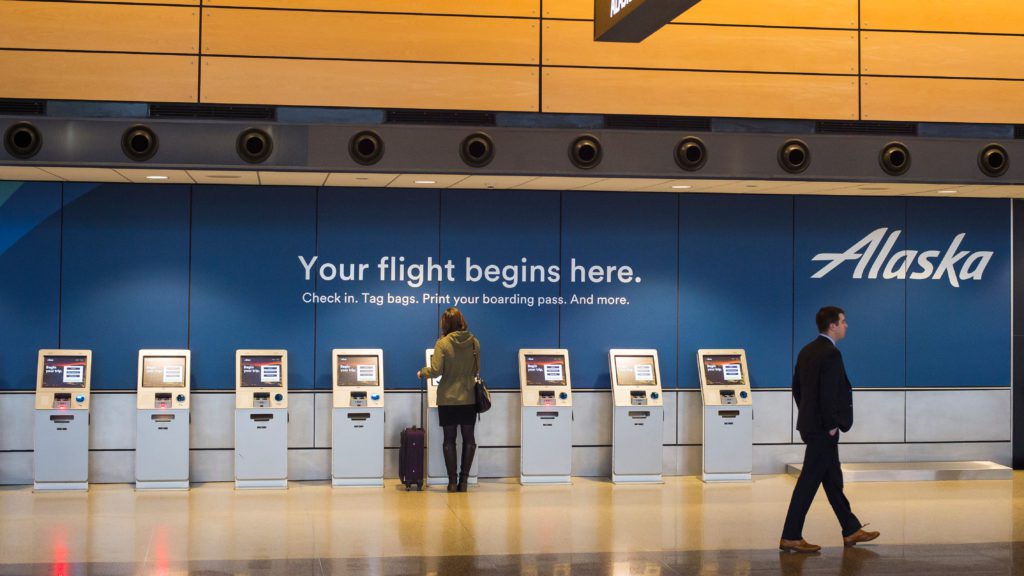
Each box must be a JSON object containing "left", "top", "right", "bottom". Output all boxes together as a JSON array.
[
  {"left": 701, "top": 355, "right": 745, "bottom": 386},
  {"left": 239, "top": 355, "right": 283, "bottom": 387},
  {"left": 42, "top": 355, "right": 88, "bottom": 388},
  {"left": 614, "top": 355, "right": 657, "bottom": 386},
  {"left": 524, "top": 355, "right": 567, "bottom": 386},
  {"left": 142, "top": 356, "right": 187, "bottom": 387},
  {"left": 337, "top": 356, "right": 380, "bottom": 386}
]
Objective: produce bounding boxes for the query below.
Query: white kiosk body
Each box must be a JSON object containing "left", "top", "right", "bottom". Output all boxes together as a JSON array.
[
  {"left": 331, "top": 349, "right": 385, "bottom": 487},
  {"left": 609, "top": 349, "right": 664, "bottom": 484},
  {"left": 234, "top": 350, "right": 288, "bottom": 489},
  {"left": 696, "top": 349, "right": 753, "bottom": 482},
  {"left": 136, "top": 350, "right": 191, "bottom": 490},
  {"left": 519, "top": 349, "right": 572, "bottom": 485},
  {"left": 33, "top": 350, "right": 92, "bottom": 491},
  {"left": 423, "top": 348, "right": 479, "bottom": 487}
]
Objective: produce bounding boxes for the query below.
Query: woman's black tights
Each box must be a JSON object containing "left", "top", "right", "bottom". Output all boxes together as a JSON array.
[{"left": 442, "top": 424, "right": 477, "bottom": 490}]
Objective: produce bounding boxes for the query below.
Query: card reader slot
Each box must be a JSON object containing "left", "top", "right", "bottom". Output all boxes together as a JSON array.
[
  {"left": 347, "top": 413, "right": 371, "bottom": 420},
  {"left": 628, "top": 411, "right": 650, "bottom": 418},
  {"left": 49, "top": 415, "right": 74, "bottom": 423},
  {"left": 537, "top": 411, "right": 559, "bottom": 419},
  {"left": 151, "top": 414, "right": 175, "bottom": 422},
  {"left": 717, "top": 410, "right": 740, "bottom": 418},
  {"left": 250, "top": 413, "right": 274, "bottom": 422},
  {"left": 54, "top": 393, "right": 71, "bottom": 401},
  {"left": 253, "top": 393, "right": 270, "bottom": 400}
]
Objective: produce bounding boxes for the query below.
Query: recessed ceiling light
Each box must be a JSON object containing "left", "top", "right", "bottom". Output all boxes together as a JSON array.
[
  {"left": 414, "top": 180, "right": 436, "bottom": 185},
  {"left": 671, "top": 185, "right": 692, "bottom": 189},
  {"left": 745, "top": 184, "right": 759, "bottom": 188},
  {"left": 146, "top": 175, "right": 169, "bottom": 180},
  {"left": 208, "top": 175, "right": 242, "bottom": 179},
  {"left": 860, "top": 187, "right": 888, "bottom": 191},
  {"left": 355, "top": 177, "right": 369, "bottom": 181},
  {"left": 937, "top": 189, "right": 958, "bottom": 194}
]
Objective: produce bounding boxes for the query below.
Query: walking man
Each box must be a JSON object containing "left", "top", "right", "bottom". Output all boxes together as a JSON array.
[{"left": 780, "top": 306, "right": 880, "bottom": 552}]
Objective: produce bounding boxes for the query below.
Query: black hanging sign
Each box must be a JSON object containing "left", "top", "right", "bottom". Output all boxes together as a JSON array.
[{"left": 594, "top": 0, "right": 703, "bottom": 42}]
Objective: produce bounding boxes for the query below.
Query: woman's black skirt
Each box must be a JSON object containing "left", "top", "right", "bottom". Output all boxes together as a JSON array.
[{"left": 438, "top": 404, "right": 477, "bottom": 426}]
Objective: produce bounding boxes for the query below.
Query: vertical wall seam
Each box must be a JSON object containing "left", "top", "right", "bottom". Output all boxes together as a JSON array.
[
  {"left": 186, "top": 185, "right": 193, "bottom": 350},
  {"left": 197, "top": 2, "right": 203, "bottom": 103},
  {"left": 57, "top": 183, "right": 64, "bottom": 348},
  {"left": 538, "top": 0, "right": 543, "bottom": 113},
  {"left": 558, "top": 190, "right": 563, "bottom": 347},
  {"left": 313, "top": 187, "right": 320, "bottom": 393},
  {"left": 791, "top": 196, "right": 796, "bottom": 442},
  {"left": 857, "top": 0, "right": 862, "bottom": 120}
]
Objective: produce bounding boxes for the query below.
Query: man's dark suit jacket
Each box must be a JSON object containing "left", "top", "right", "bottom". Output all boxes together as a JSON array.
[{"left": 793, "top": 335, "right": 854, "bottom": 434}]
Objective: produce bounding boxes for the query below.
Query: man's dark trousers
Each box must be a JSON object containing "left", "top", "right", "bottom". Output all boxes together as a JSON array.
[{"left": 781, "top": 430, "right": 861, "bottom": 540}]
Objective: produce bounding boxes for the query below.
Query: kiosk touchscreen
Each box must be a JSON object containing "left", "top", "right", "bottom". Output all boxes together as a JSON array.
[
  {"left": 519, "top": 349, "right": 572, "bottom": 485},
  {"left": 34, "top": 350, "right": 92, "bottom": 491},
  {"left": 423, "top": 348, "right": 479, "bottom": 487},
  {"left": 609, "top": 350, "right": 664, "bottom": 484},
  {"left": 331, "top": 349, "right": 384, "bottom": 487},
  {"left": 234, "top": 350, "right": 288, "bottom": 489},
  {"left": 136, "top": 350, "right": 191, "bottom": 490},
  {"left": 696, "top": 349, "right": 753, "bottom": 482}
]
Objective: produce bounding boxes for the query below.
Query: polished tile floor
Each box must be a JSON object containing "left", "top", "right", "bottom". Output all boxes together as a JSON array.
[{"left": 1, "top": 473, "right": 1022, "bottom": 575}]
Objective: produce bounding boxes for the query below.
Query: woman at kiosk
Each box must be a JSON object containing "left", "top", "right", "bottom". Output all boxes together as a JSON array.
[{"left": 417, "top": 307, "right": 480, "bottom": 492}]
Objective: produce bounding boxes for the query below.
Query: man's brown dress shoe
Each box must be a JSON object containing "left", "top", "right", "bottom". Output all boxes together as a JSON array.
[
  {"left": 843, "top": 528, "right": 880, "bottom": 547},
  {"left": 779, "top": 538, "right": 821, "bottom": 553}
]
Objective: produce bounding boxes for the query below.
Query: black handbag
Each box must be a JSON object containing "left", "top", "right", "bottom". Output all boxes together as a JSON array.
[{"left": 473, "top": 340, "right": 491, "bottom": 414}]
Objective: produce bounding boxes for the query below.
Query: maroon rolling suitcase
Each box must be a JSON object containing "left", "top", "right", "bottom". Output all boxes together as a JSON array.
[{"left": 399, "top": 426, "right": 425, "bottom": 491}]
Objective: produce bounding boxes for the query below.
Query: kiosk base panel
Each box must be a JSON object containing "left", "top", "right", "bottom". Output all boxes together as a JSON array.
[
  {"left": 235, "top": 478, "right": 288, "bottom": 490},
  {"left": 136, "top": 480, "right": 189, "bottom": 491},
  {"left": 702, "top": 472, "right": 753, "bottom": 482},
  {"left": 331, "top": 408, "right": 384, "bottom": 487},
  {"left": 33, "top": 409, "right": 89, "bottom": 488},
  {"left": 612, "top": 473, "right": 663, "bottom": 484},
  {"left": 521, "top": 474, "right": 571, "bottom": 485},
  {"left": 33, "top": 481, "right": 88, "bottom": 492}
]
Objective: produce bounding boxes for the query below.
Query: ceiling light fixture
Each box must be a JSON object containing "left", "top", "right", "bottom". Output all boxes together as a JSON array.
[
  {"left": 937, "top": 190, "right": 958, "bottom": 194},
  {"left": 671, "top": 185, "right": 692, "bottom": 189},
  {"left": 145, "top": 175, "right": 169, "bottom": 180},
  {"left": 414, "top": 180, "right": 436, "bottom": 185}
]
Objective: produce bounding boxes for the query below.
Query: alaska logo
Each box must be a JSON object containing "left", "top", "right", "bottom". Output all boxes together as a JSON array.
[{"left": 811, "top": 228, "right": 992, "bottom": 288}]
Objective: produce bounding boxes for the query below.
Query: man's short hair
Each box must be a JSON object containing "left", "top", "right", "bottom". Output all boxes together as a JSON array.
[{"left": 816, "top": 306, "right": 845, "bottom": 333}]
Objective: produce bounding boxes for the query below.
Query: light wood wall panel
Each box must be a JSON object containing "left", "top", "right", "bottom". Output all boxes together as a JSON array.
[
  {"left": 544, "top": 20, "right": 856, "bottom": 74},
  {"left": 206, "top": 1, "right": 538, "bottom": 17},
  {"left": 862, "top": 32, "right": 1024, "bottom": 79},
  {"left": 862, "top": 77, "right": 1024, "bottom": 124},
  {"left": 545, "top": 0, "right": 857, "bottom": 29},
  {"left": 59, "top": 0, "right": 197, "bottom": 4},
  {"left": 0, "top": 51, "right": 197, "bottom": 102},
  {"left": 201, "top": 57, "right": 537, "bottom": 111},
  {"left": 543, "top": 68, "right": 858, "bottom": 119},
  {"left": 862, "top": 0, "right": 1024, "bottom": 34},
  {"left": 0, "top": 2, "right": 198, "bottom": 54},
  {"left": 203, "top": 9, "right": 538, "bottom": 64}
]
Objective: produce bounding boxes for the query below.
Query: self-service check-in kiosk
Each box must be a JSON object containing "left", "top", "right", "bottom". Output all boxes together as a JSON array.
[
  {"left": 609, "top": 349, "right": 664, "bottom": 484},
  {"left": 136, "top": 350, "right": 191, "bottom": 490},
  {"left": 235, "top": 350, "right": 288, "bottom": 489},
  {"left": 519, "top": 349, "right": 572, "bottom": 485},
  {"left": 34, "top": 350, "right": 92, "bottom": 491},
  {"left": 331, "top": 349, "right": 385, "bottom": 487},
  {"left": 696, "top": 349, "right": 752, "bottom": 482},
  {"left": 423, "top": 348, "right": 479, "bottom": 487}
]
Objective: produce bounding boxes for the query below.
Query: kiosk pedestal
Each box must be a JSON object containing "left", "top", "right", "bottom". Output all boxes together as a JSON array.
[
  {"left": 519, "top": 349, "right": 572, "bottom": 485},
  {"left": 610, "top": 349, "right": 664, "bottom": 484},
  {"left": 697, "top": 349, "right": 753, "bottom": 482},
  {"left": 331, "top": 349, "right": 385, "bottom": 487},
  {"left": 136, "top": 350, "right": 191, "bottom": 490},
  {"left": 424, "top": 349, "right": 478, "bottom": 487},
  {"left": 34, "top": 350, "right": 92, "bottom": 492},
  {"left": 235, "top": 350, "right": 289, "bottom": 489}
]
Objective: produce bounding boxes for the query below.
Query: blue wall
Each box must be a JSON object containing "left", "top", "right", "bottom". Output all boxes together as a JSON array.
[{"left": 0, "top": 184, "right": 1010, "bottom": 391}]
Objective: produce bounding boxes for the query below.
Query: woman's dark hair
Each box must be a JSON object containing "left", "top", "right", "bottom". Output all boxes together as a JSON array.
[{"left": 440, "top": 307, "right": 468, "bottom": 336}]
